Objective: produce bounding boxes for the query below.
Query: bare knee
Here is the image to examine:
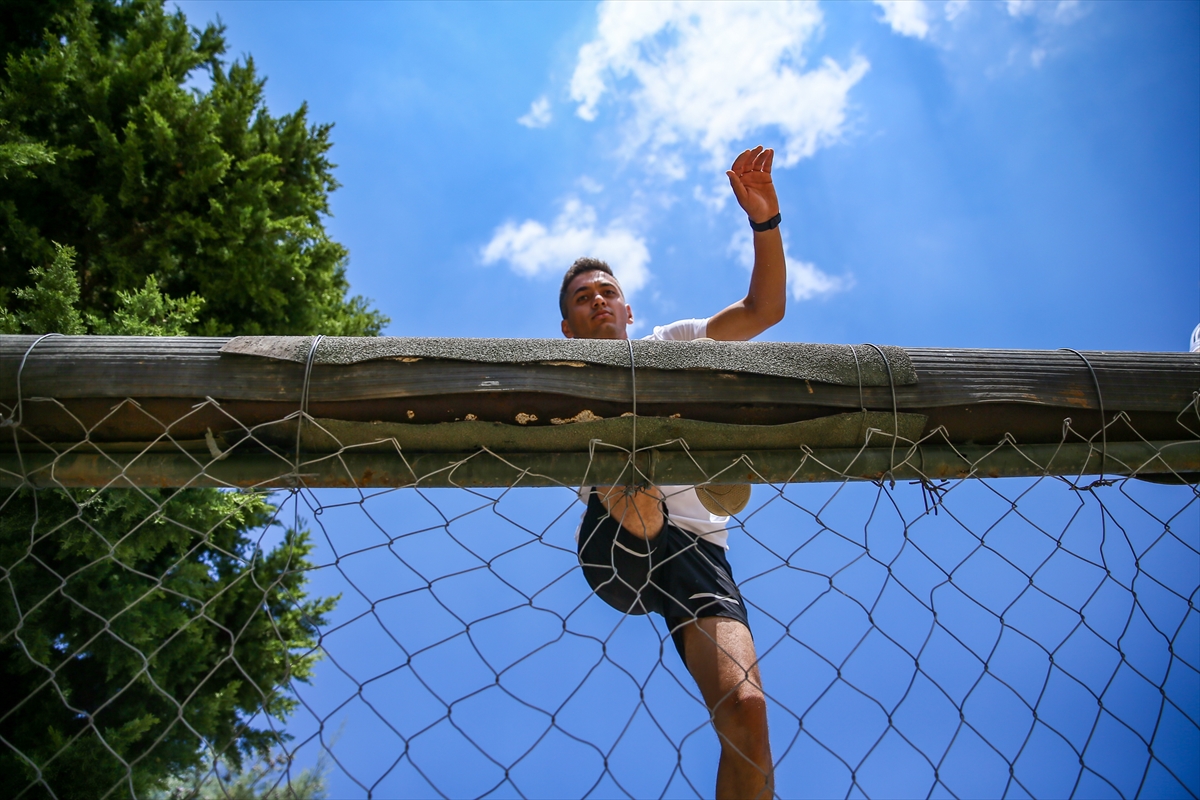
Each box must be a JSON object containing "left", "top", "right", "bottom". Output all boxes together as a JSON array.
[
  {"left": 713, "top": 685, "right": 769, "bottom": 755},
  {"left": 598, "top": 485, "right": 665, "bottom": 540}
]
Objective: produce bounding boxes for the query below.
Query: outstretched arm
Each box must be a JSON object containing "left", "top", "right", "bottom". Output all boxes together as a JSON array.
[{"left": 707, "top": 146, "right": 787, "bottom": 342}]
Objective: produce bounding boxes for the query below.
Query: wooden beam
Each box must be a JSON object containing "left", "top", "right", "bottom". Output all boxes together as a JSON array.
[
  {"left": 3, "top": 441, "right": 1196, "bottom": 489},
  {"left": 3, "top": 337, "right": 1198, "bottom": 475},
  {"left": 3, "top": 337, "right": 1196, "bottom": 412}
]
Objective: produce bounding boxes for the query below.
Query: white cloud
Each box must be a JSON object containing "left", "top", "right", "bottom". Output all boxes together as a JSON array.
[
  {"left": 873, "top": 1, "right": 931, "bottom": 39},
  {"left": 729, "top": 228, "right": 850, "bottom": 301},
  {"left": 1053, "top": 0, "right": 1086, "bottom": 24},
  {"left": 1006, "top": 0, "right": 1084, "bottom": 23},
  {"left": 577, "top": 176, "right": 604, "bottom": 194},
  {"left": 991, "top": 0, "right": 1090, "bottom": 68},
  {"left": 568, "top": 1, "right": 869, "bottom": 173},
  {"left": 1005, "top": 0, "right": 1037, "bottom": 17},
  {"left": 693, "top": 183, "right": 728, "bottom": 213},
  {"left": 944, "top": 0, "right": 968, "bottom": 22},
  {"left": 517, "top": 96, "right": 553, "bottom": 128},
  {"left": 481, "top": 199, "right": 651, "bottom": 295},
  {"left": 895, "top": 0, "right": 1090, "bottom": 71}
]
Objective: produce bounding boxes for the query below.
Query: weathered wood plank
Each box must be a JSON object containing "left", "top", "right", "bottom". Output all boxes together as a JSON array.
[
  {"left": 3, "top": 336, "right": 1198, "bottom": 412},
  {"left": 3, "top": 441, "right": 1195, "bottom": 489}
]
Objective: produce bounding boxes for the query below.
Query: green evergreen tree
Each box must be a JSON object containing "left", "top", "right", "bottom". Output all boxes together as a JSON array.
[
  {"left": 1, "top": 252, "right": 335, "bottom": 798},
  {"left": 0, "top": 1, "right": 367, "bottom": 794},
  {"left": 0, "top": 0, "right": 388, "bottom": 336},
  {"left": 155, "top": 746, "right": 331, "bottom": 799}
]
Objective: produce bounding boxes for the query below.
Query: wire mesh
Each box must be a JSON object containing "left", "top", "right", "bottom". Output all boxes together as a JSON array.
[{"left": 1, "top": 389, "right": 1197, "bottom": 799}]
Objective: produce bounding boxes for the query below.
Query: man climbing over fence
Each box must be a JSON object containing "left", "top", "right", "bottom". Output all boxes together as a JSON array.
[{"left": 560, "top": 145, "right": 786, "bottom": 800}]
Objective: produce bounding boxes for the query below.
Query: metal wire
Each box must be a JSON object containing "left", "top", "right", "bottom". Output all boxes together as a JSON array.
[
  {"left": 1, "top": 370, "right": 1196, "bottom": 799},
  {"left": 1059, "top": 347, "right": 1110, "bottom": 485},
  {"left": 0, "top": 333, "right": 62, "bottom": 430},
  {"left": 295, "top": 334, "right": 326, "bottom": 480},
  {"left": 862, "top": 342, "right": 902, "bottom": 485}
]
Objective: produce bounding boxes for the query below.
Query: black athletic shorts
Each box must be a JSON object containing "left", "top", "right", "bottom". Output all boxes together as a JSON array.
[{"left": 577, "top": 489, "right": 751, "bottom": 665}]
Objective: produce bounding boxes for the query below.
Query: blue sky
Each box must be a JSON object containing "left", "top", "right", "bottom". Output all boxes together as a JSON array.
[
  {"left": 174, "top": 0, "right": 1198, "bottom": 351},
  {"left": 165, "top": 2, "right": 1200, "bottom": 797}
]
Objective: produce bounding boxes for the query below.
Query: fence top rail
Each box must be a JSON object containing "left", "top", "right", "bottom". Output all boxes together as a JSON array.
[
  {"left": 1, "top": 334, "right": 916, "bottom": 387},
  {"left": 2, "top": 336, "right": 1198, "bottom": 458},
  {"left": 2, "top": 334, "right": 1198, "bottom": 486},
  {"left": 2, "top": 334, "right": 1196, "bottom": 403}
]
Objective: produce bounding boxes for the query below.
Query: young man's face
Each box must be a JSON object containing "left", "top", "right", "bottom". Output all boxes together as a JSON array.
[{"left": 561, "top": 270, "right": 633, "bottom": 340}]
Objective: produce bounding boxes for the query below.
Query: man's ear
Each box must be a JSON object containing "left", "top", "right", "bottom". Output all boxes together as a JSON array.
[{"left": 561, "top": 319, "right": 574, "bottom": 338}]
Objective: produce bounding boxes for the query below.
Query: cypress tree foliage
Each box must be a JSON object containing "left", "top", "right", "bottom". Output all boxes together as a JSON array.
[
  {"left": 1, "top": 252, "right": 334, "bottom": 798},
  {"left": 0, "top": 1, "right": 361, "bottom": 793},
  {"left": 0, "top": 0, "right": 388, "bottom": 336}
]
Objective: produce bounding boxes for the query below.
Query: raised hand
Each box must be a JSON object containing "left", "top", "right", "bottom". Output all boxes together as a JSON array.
[
  {"left": 708, "top": 145, "right": 787, "bottom": 342},
  {"left": 726, "top": 146, "right": 779, "bottom": 225}
]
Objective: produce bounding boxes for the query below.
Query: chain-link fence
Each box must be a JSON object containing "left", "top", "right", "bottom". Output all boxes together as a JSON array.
[{"left": 2, "top": 336, "right": 1197, "bottom": 799}]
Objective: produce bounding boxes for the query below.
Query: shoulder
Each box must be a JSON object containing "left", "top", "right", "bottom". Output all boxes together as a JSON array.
[{"left": 642, "top": 318, "right": 710, "bottom": 341}]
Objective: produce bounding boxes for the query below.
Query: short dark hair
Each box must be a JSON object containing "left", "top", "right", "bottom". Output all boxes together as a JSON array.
[{"left": 559, "top": 257, "right": 617, "bottom": 319}]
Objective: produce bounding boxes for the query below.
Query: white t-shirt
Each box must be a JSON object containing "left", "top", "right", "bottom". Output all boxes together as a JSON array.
[{"left": 577, "top": 318, "right": 731, "bottom": 549}]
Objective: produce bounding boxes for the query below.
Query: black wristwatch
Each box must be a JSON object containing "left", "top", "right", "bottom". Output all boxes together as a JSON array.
[{"left": 749, "top": 213, "right": 781, "bottom": 232}]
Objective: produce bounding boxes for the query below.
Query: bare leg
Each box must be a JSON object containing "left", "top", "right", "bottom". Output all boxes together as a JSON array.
[{"left": 682, "top": 617, "right": 773, "bottom": 800}]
